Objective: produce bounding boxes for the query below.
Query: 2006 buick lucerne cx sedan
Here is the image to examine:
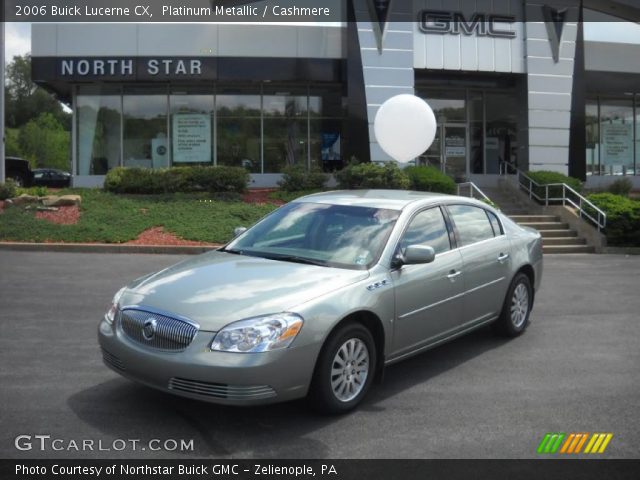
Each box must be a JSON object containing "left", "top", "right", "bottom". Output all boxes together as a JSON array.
[{"left": 98, "top": 190, "right": 543, "bottom": 413}]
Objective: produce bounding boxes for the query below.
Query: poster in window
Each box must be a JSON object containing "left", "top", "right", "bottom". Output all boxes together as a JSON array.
[
  {"left": 172, "top": 114, "right": 212, "bottom": 163},
  {"left": 321, "top": 133, "right": 341, "bottom": 162},
  {"left": 601, "top": 123, "right": 632, "bottom": 166}
]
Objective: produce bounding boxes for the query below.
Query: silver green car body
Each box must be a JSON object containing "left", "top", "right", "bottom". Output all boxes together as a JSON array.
[{"left": 98, "top": 190, "right": 543, "bottom": 407}]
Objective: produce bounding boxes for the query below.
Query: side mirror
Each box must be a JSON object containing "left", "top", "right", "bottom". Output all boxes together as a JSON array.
[
  {"left": 394, "top": 245, "right": 436, "bottom": 268},
  {"left": 233, "top": 227, "right": 247, "bottom": 237}
]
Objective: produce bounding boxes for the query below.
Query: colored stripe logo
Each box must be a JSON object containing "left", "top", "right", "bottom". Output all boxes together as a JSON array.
[{"left": 537, "top": 433, "right": 613, "bottom": 454}]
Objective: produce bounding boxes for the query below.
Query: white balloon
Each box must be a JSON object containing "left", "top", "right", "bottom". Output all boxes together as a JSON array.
[{"left": 374, "top": 94, "right": 437, "bottom": 163}]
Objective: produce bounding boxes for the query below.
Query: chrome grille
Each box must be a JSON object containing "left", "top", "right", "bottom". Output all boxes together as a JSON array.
[
  {"left": 168, "top": 378, "right": 276, "bottom": 400},
  {"left": 119, "top": 308, "right": 198, "bottom": 351},
  {"left": 101, "top": 348, "right": 125, "bottom": 371}
]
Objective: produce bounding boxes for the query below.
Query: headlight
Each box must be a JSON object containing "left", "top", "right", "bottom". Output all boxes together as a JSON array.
[
  {"left": 105, "top": 287, "right": 126, "bottom": 324},
  {"left": 210, "top": 313, "right": 303, "bottom": 353}
]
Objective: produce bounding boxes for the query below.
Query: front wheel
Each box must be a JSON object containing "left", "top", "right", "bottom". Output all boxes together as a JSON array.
[
  {"left": 493, "top": 273, "right": 532, "bottom": 337},
  {"left": 309, "top": 323, "right": 376, "bottom": 414}
]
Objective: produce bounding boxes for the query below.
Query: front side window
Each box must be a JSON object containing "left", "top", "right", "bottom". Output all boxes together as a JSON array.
[
  {"left": 448, "top": 205, "right": 495, "bottom": 246},
  {"left": 399, "top": 207, "right": 451, "bottom": 255},
  {"left": 226, "top": 202, "right": 400, "bottom": 269}
]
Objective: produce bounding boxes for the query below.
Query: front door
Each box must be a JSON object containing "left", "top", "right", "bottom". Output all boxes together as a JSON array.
[{"left": 390, "top": 206, "right": 465, "bottom": 359}]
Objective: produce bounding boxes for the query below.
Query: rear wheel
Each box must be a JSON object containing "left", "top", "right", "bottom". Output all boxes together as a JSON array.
[
  {"left": 309, "top": 323, "right": 376, "bottom": 414},
  {"left": 493, "top": 272, "right": 532, "bottom": 337}
]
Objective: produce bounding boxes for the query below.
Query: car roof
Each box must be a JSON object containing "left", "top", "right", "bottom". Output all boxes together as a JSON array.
[{"left": 293, "top": 189, "right": 461, "bottom": 210}]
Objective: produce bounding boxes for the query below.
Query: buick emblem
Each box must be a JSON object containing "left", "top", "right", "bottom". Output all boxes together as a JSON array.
[{"left": 142, "top": 318, "right": 157, "bottom": 341}]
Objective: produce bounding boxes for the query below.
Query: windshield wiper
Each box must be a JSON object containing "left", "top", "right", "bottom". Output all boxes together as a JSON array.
[{"left": 258, "top": 253, "right": 329, "bottom": 267}]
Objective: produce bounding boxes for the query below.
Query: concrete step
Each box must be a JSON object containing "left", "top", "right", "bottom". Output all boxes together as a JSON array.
[
  {"left": 543, "top": 245, "right": 596, "bottom": 254},
  {"left": 500, "top": 209, "right": 530, "bottom": 215},
  {"left": 539, "top": 229, "right": 578, "bottom": 238},
  {"left": 509, "top": 215, "right": 559, "bottom": 223},
  {"left": 542, "top": 237, "right": 587, "bottom": 246},
  {"left": 519, "top": 222, "right": 569, "bottom": 230}
]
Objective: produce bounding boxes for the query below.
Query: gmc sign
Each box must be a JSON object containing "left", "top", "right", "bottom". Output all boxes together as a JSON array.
[{"left": 419, "top": 10, "right": 517, "bottom": 38}]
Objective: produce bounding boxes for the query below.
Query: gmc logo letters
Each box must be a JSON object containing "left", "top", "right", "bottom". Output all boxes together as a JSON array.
[{"left": 419, "top": 10, "right": 516, "bottom": 38}]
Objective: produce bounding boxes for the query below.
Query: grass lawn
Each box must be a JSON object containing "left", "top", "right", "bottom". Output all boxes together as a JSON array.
[{"left": 0, "top": 189, "right": 278, "bottom": 244}]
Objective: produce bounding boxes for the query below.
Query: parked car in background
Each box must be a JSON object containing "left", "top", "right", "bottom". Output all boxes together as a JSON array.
[
  {"left": 4, "top": 157, "right": 33, "bottom": 187},
  {"left": 32, "top": 168, "right": 72, "bottom": 188},
  {"left": 99, "top": 190, "right": 543, "bottom": 413}
]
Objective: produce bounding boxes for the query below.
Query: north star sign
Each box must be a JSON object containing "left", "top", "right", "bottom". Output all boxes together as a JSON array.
[
  {"left": 419, "top": 10, "right": 516, "bottom": 38},
  {"left": 58, "top": 58, "right": 207, "bottom": 79}
]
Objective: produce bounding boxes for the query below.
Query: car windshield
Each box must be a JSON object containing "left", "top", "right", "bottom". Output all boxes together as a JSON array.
[{"left": 225, "top": 202, "right": 401, "bottom": 270}]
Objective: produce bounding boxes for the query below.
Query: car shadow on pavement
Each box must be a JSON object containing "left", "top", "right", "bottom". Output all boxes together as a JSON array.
[{"left": 67, "top": 327, "right": 510, "bottom": 458}]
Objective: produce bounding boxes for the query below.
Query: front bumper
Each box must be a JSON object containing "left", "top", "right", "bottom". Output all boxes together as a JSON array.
[{"left": 98, "top": 318, "right": 320, "bottom": 406}]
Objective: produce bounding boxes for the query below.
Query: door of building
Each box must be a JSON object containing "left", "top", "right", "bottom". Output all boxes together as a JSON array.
[
  {"left": 419, "top": 123, "right": 468, "bottom": 180},
  {"left": 443, "top": 124, "right": 467, "bottom": 179}
]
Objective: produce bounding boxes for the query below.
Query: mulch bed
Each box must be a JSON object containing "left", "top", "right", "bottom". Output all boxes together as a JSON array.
[
  {"left": 35, "top": 205, "right": 81, "bottom": 225},
  {"left": 242, "top": 188, "right": 284, "bottom": 205},
  {"left": 125, "top": 227, "right": 215, "bottom": 246}
]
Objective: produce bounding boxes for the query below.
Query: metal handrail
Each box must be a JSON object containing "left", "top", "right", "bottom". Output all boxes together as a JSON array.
[
  {"left": 456, "top": 182, "right": 492, "bottom": 204},
  {"left": 499, "top": 160, "right": 607, "bottom": 231}
]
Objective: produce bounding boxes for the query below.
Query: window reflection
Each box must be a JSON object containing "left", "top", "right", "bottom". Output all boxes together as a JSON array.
[
  {"left": 448, "top": 205, "right": 495, "bottom": 246},
  {"left": 400, "top": 208, "right": 451, "bottom": 254}
]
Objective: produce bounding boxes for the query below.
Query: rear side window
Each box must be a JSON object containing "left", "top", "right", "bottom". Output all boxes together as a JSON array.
[
  {"left": 448, "top": 205, "right": 495, "bottom": 246},
  {"left": 486, "top": 211, "right": 503, "bottom": 236},
  {"left": 400, "top": 207, "right": 451, "bottom": 255}
]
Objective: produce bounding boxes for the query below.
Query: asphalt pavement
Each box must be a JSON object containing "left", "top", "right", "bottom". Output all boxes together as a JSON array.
[{"left": 0, "top": 251, "right": 638, "bottom": 459}]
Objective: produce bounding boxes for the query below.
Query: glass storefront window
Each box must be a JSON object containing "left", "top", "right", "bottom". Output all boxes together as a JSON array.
[
  {"left": 586, "top": 97, "right": 636, "bottom": 176},
  {"left": 485, "top": 93, "right": 518, "bottom": 175},
  {"left": 76, "top": 86, "right": 121, "bottom": 175},
  {"left": 585, "top": 101, "right": 599, "bottom": 175},
  {"left": 469, "top": 92, "right": 484, "bottom": 174},
  {"left": 170, "top": 90, "right": 214, "bottom": 165},
  {"left": 217, "top": 93, "right": 261, "bottom": 172},
  {"left": 636, "top": 95, "right": 640, "bottom": 175},
  {"left": 123, "top": 87, "right": 168, "bottom": 169},
  {"left": 74, "top": 83, "right": 344, "bottom": 176},
  {"left": 600, "top": 99, "right": 634, "bottom": 175},
  {"left": 263, "top": 118, "right": 308, "bottom": 173}
]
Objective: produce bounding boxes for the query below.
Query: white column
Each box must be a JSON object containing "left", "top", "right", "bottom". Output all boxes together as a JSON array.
[
  {"left": 1, "top": 21, "right": 6, "bottom": 183},
  {"left": 525, "top": 3, "right": 580, "bottom": 174},
  {"left": 354, "top": 0, "right": 415, "bottom": 163}
]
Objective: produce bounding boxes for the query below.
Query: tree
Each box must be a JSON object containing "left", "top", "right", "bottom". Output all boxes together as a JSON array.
[
  {"left": 4, "top": 54, "right": 71, "bottom": 130},
  {"left": 18, "top": 113, "right": 70, "bottom": 170}
]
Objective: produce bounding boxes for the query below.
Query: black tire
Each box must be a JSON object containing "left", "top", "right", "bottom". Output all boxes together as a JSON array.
[
  {"left": 309, "top": 322, "right": 377, "bottom": 414},
  {"left": 493, "top": 272, "right": 533, "bottom": 337}
]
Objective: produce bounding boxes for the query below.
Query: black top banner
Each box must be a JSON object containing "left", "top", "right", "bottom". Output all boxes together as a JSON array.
[
  {"left": 3, "top": 0, "right": 345, "bottom": 22},
  {"left": 2, "top": 459, "right": 640, "bottom": 480}
]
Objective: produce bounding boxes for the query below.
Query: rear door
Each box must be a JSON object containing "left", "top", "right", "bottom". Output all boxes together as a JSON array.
[
  {"left": 390, "top": 206, "right": 465, "bottom": 358},
  {"left": 446, "top": 204, "right": 512, "bottom": 327}
]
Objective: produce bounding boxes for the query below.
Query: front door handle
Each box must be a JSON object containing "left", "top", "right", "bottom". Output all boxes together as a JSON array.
[
  {"left": 498, "top": 253, "right": 510, "bottom": 263},
  {"left": 447, "top": 270, "right": 462, "bottom": 281}
]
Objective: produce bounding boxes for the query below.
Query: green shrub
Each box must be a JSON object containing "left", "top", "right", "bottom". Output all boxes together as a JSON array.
[
  {"left": 17, "top": 186, "right": 49, "bottom": 197},
  {"left": 188, "top": 166, "right": 249, "bottom": 193},
  {"left": 404, "top": 166, "right": 456, "bottom": 194},
  {"left": 0, "top": 179, "right": 18, "bottom": 200},
  {"left": 607, "top": 177, "right": 633, "bottom": 197},
  {"left": 526, "top": 170, "right": 583, "bottom": 200},
  {"left": 104, "top": 166, "right": 249, "bottom": 194},
  {"left": 278, "top": 165, "right": 328, "bottom": 192},
  {"left": 336, "top": 162, "right": 411, "bottom": 190},
  {"left": 587, "top": 192, "right": 640, "bottom": 246}
]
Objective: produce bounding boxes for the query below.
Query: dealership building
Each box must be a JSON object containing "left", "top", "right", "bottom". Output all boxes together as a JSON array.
[{"left": 30, "top": 0, "right": 640, "bottom": 188}]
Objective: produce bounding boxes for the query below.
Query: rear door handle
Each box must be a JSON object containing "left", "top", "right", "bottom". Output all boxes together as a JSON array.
[
  {"left": 447, "top": 270, "right": 462, "bottom": 281},
  {"left": 498, "top": 253, "right": 510, "bottom": 263}
]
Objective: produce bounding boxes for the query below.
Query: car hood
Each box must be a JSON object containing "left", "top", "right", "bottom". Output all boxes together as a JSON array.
[{"left": 119, "top": 251, "right": 369, "bottom": 331}]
